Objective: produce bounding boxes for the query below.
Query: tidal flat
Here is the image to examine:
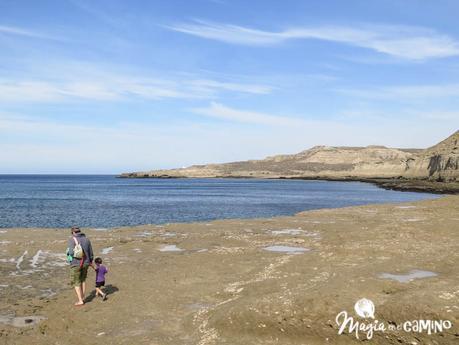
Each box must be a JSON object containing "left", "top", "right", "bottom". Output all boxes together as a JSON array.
[{"left": 0, "top": 196, "right": 458, "bottom": 344}]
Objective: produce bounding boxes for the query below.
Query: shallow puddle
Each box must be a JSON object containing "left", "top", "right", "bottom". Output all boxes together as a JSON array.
[
  {"left": 378, "top": 269, "right": 437, "bottom": 283},
  {"left": 101, "top": 247, "right": 113, "bottom": 254},
  {"left": 263, "top": 245, "right": 310, "bottom": 254},
  {"left": 271, "top": 229, "right": 305, "bottom": 235},
  {"left": 0, "top": 315, "right": 46, "bottom": 328},
  {"left": 135, "top": 231, "right": 154, "bottom": 237},
  {"left": 271, "top": 229, "right": 317, "bottom": 236},
  {"left": 161, "top": 232, "right": 176, "bottom": 237},
  {"left": 159, "top": 245, "right": 184, "bottom": 252}
]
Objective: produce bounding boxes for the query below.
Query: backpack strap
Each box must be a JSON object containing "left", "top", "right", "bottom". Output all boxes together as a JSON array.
[
  {"left": 79, "top": 252, "right": 85, "bottom": 268},
  {"left": 72, "top": 236, "right": 85, "bottom": 267}
]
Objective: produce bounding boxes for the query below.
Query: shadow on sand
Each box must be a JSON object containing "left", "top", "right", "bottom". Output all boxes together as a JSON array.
[{"left": 85, "top": 284, "right": 119, "bottom": 303}]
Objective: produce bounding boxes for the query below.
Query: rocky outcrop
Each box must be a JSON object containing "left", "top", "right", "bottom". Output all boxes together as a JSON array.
[
  {"left": 405, "top": 130, "right": 459, "bottom": 182},
  {"left": 121, "top": 130, "right": 458, "bottom": 184}
]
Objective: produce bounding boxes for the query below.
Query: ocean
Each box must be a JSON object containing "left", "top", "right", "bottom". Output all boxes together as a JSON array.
[{"left": 0, "top": 175, "right": 438, "bottom": 228}]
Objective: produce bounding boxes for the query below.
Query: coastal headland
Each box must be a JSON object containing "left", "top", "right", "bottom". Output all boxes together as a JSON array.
[
  {"left": 120, "top": 130, "right": 459, "bottom": 194},
  {"left": 1, "top": 195, "right": 458, "bottom": 344}
]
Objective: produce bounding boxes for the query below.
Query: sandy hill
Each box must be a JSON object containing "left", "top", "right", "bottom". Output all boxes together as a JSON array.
[{"left": 121, "top": 130, "right": 458, "bottom": 183}]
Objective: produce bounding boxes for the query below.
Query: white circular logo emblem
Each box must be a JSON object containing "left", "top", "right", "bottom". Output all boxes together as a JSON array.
[{"left": 354, "top": 298, "right": 375, "bottom": 319}]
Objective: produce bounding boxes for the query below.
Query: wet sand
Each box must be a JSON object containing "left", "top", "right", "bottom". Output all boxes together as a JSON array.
[{"left": 0, "top": 196, "right": 458, "bottom": 344}]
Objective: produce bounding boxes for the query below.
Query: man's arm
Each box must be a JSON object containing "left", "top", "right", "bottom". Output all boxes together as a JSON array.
[{"left": 87, "top": 239, "right": 94, "bottom": 263}]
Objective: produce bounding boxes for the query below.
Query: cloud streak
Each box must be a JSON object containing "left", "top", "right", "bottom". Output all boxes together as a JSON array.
[
  {"left": 0, "top": 75, "right": 272, "bottom": 103},
  {"left": 192, "top": 102, "right": 311, "bottom": 126},
  {"left": 166, "top": 21, "right": 459, "bottom": 60},
  {"left": 338, "top": 83, "right": 459, "bottom": 100},
  {"left": 0, "top": 25, "right": 58, "bottom": 40}
]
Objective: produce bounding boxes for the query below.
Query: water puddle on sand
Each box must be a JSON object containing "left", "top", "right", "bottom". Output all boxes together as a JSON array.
[
  {"left": 263, "top": 246, "right": 310, "bottom": 254},
  {"left": 0, "top": 315, "right": 46, "bottom": 327},
  {"left": 101, "top": 247, "right": 113, "bottom": 255},
  {"left": 159, "top": 245, "right": 184, "bottom": 252},
  {"left": 39, "top": 288, "right": 57, "bottom": 298},
  {"left": 271, "top": 229, "right": 317, "bottom": 236},
  {"left": 404, "top": 218, "right": 424, "bottom": 222},
  {"left": 161, "top": 232, "right": 176, "bottom": 237},
  {"left": 135, "top": 231, "right": 154, "bottom": 238},
  {"left": 378, "top": 270, "right": 437, "bottom": 283}
]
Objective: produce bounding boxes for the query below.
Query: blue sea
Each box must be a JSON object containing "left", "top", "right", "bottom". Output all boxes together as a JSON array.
[{"left": 0, "top": 175, "right": 438, "bottom": 228}]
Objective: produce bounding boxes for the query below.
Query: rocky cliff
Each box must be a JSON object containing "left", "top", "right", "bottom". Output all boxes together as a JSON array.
[
  {"left": 405, "top": 130, "right": 458, "bottom": 182},
  {"left": 121, "top": 130, "right": 458, "bottom": 183}
]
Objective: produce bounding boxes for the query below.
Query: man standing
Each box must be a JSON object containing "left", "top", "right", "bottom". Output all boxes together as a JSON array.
[{"left": 67, "top": 226, "right": 94, "bottom": 306}]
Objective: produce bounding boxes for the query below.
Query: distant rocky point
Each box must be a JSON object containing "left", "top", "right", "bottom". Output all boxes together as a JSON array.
[{"left": 121, "top": 130, "right": 459, "bottom": 193}]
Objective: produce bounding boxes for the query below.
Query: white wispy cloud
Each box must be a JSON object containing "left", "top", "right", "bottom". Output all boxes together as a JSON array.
[
  {"left": 341, "top": 108, "right": 459, "bottom": 122},
  {"left": 189, "top": 79, "right": 272, "bottom": 94},
  {"left": 338, "top": 83, "right": 459, "bottom": 100},
  {"left": 166, "top": 21, "right": 459, "bottom": 60},
  {"left": 192, "top": 102, "right": 310, "bottom": 126},
  {"left": 0, "top": 75, "right": 272, "bottom": 103},
  {"left": 0, "top": 24, "right": 58, "bottom": 40}
]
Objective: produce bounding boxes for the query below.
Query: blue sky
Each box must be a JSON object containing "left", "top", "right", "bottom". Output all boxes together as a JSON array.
[{"left": 1, "top": 0, "right": 458, "bottom": 173}]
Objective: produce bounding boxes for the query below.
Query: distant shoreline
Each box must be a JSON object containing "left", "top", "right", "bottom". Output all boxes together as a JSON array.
[
  {"left": 119, "top": 131, "right": 459, "bottom": 192},
  {"left": 119, "top": 174, "right": 459, "bottom": 194}
]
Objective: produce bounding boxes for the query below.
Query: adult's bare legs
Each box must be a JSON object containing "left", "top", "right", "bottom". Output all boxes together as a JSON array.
[
  {"left": 74, "top": 286, "right": 84, "bottom": 305},
  {"left": 81, "top": 281, "right": 86, "bottom": 300}
]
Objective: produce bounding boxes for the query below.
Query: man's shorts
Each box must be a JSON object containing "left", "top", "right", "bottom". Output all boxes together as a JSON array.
[{"left": 69, "top": 264, "right": 89, "bottom": 287}]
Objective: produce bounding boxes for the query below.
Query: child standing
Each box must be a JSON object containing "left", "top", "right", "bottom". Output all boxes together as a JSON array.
[{"left": 93, "top": 257, "right": 108, "bottom": 301}]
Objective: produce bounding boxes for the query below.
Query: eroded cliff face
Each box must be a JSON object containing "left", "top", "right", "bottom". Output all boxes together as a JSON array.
[
  {"left": 122, "top": 146, "right": 420, "bottom": 179},
  {"left": 405, "top": 131, "right": 459, "bottom": 182},
  {"left": 121, "top": 130, "right": 458, "bottom": 182}
]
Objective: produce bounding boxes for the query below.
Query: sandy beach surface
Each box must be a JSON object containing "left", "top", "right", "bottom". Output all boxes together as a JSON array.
[{"left": 0, "top": 196, "right": 458, "bottom": 345}]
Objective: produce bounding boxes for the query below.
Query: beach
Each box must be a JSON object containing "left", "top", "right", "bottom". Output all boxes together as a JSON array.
[
  {"left": 1, "top": 1, "right": 458, "bottom": 344},
  {"left": 1, "top": 195, "right": 458, "bottom": 345}
]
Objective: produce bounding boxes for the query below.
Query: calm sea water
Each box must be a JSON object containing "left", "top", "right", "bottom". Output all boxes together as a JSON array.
[{"left": 0, "top": 175, "right": 438, "bottom": 228}]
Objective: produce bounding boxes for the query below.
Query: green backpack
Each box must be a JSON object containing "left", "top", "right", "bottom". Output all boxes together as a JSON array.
[{"left": 66, "top": 247, "right": 73, "bottom": 263}]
